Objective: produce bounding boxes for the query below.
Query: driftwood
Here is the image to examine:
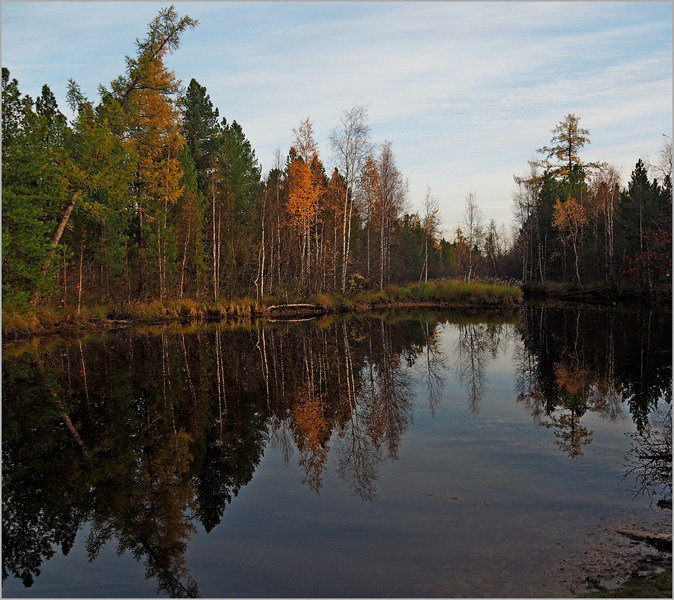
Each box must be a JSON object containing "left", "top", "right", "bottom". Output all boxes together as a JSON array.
[
  {"left": 267, "top": 316, "right": 320, "bottom": 323},
  {"left": 266, "top": 303, "right": 325, "bottom": 311},
  {"left": 265, "top": 304, "right": 326, "bottom": 318},
  {"left": 616, "top": 528, "right": 672, "bottom": 553}
]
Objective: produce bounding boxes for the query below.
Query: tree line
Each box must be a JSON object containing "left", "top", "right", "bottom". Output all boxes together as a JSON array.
[
  {"left": 3, "top": 7, "right": 671, "bottom": 312},
  {"left": 2, "top": 7, "right": 463, "bottom": 312},
  {"left": 444, "top": 114, "right": 671, "bottom": 289},
  {"left": 508, "top": 114, "right": 671, "bottom": 289}
]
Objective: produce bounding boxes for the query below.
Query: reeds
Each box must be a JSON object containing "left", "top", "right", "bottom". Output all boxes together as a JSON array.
[{"left": 2, "top": 279, "right": 522, "bottom": 339}]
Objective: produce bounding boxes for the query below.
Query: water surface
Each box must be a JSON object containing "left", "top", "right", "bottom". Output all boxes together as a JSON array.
[{"left": 2, "top": 303, "right": 671, "bottom": 597}]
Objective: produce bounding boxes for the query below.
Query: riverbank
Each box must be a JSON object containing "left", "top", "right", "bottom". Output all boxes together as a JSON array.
[
  {"left": 523, "top": 280, "right": 672, "bottom": 306},
  {"left": 2, "top": 280, "right": 523, "bottom": 340},
  {"left": 582, "top": 568, "right": 671, "bottom": 598}
]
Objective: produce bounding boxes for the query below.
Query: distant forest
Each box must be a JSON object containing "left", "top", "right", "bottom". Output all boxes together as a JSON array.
[{"left": 2, "top": 7, "right": 671, "bottom": 311}]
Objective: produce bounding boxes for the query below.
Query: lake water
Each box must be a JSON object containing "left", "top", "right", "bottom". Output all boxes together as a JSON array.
[{"left": 2, "top": 302, "right": 671, "bottom": 597}]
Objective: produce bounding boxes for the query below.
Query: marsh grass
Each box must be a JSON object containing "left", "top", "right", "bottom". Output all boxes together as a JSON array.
[
  {"left": 2, "top": 279, "right": 522, "bottom": 339},
  {"left": 355, "top": 279, "right": 522, "bottom": 306}
]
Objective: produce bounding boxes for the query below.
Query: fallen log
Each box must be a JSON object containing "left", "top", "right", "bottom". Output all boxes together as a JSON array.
[
  {"left": 267, "top": 316, "right": 320, "bottom": 323},
  {"left": 266, "top": 303, "right": 324, "bottom": 311},
  {"left": 265, "top": 304, "right": 326, "bottom": 318}
]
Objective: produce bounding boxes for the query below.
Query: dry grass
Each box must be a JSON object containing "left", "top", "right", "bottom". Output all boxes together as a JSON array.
[
  {"left": 2, "top": 280, "right": 522, "bottom": 339},
  {"left": 355, "top": 279, "right": 522, "bottom": 307}
]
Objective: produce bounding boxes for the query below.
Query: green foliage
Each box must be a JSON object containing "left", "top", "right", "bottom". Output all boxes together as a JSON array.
[
  {"left": 180, "top": 78, "right": 220, "bottom": 191},
  {"left": 2, "top": 71, "right": 64, "bottom": 305},
  {"left": 219, "top": 118, "right": 262, "bottom": 225}
]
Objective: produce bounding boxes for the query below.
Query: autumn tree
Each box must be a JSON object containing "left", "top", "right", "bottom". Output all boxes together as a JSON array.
[
  {"left": 359, "top": 155, "right": 379, "bottom": 282},
  {"left": 129, "top": 51, "right": 185, "bottom": 301},
  {"left": 286, "top": 118, "right": 324, "bottom": 289},
  {"left": 553, "top": 197, "right": 588, "bottom": 286},
  {"left": 100, "top": 6, "right": 196, "bottom": 300}
]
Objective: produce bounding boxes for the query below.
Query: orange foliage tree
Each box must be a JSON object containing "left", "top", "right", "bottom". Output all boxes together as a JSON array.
[
  {"left": 123, "top": 10, "right": 193, "bottom": 301},
  {"left": 553, "top": 196, "right": 588, "bottom": 286},
  {"left": 286, "top": 118, "right": 326, "bottom": 289}
]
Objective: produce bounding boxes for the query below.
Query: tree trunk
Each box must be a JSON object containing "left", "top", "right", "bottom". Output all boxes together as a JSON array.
[
  {"left": 573, "top": 234, "right": 581, "bottom": 286},
  {"left": 77, "top": 243, "right": 84, "bottom": 316},
  {"left": 179, "top": 220, "right": 190, "bottom": 299},
  {"left": 424, "top": 233, "right": 429, "bottom": 283},
  {"left": 366, "top": 224, "right": 370, "bottom": 280},
  {"left": 30, "top": 190, "right": 82, "bottom": 306},
  {"left": 52, "top": 191, "right": 81, "bottom": 248}
]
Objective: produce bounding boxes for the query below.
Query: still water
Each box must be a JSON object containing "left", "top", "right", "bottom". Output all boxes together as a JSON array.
[{"left": 2, "top": 302, "right": 671, "bottom": 597}]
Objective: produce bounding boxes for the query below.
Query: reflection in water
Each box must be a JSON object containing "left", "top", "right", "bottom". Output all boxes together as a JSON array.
[
  {"left": 453, "top": 322, "right": 505, "bottom": 413},
  {"left": 515, "top": 303, "right": 671, "bottom": 458},
  {"left": 624, "top": 404, "right": 672, "bottom": 509},
  {"left": 2, "top": 317, "right": 425, "bottom": 592},
  {"left": 2, "top": 305, "right": 671, "bottom": 595},
  {"left": 420, "top": 320, "right": 446, "bottom": 416}
]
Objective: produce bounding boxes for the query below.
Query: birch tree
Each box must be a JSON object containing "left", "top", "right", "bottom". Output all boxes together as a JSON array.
[
  {"left": 420, "top": 186, "right": 440, "bottom": 283},
  {"left": 376, "top": 142, "right": 407, "bottom": 289},
  {"left": 329, "top": 105, "right": 371, "bottom": 292},
  {"left": 463, "top": 192, "right": 483, "bottom": 281}
]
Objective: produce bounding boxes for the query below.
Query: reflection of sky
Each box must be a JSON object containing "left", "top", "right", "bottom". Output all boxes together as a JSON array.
[{"left": 3, "top": 318, "right": 660, "bottom": 598}]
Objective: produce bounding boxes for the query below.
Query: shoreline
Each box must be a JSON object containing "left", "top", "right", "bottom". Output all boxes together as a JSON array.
[
  {"left": 523, "top": 282, "right": 672, "bottom": 306},
  {"left": 2, "top": 298, "right": 523, "bottom": 342},
  {"left": 2, "top": 280, "right": 524, "bottom": 340},
  {"left": 4, "top": 278, "right": 671, "bottom": 341}
]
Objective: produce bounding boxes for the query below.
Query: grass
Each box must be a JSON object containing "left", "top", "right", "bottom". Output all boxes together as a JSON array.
[
  {"left": 355, "top": 279, "right": 522, "bottom": 307},
  {"left": 2, "top": 279, "right": 522, "bottom": 339},
  {"left": 581, "top": 568, "right": 672, "bottom": 598},
  {"left": 2, "top": 297, "right": 262, "bottom": 339}
]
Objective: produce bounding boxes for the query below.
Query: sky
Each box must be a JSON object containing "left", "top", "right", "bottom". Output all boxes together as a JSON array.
[{"left": 2, "top": 1, "right": 672, "bottom": 235}]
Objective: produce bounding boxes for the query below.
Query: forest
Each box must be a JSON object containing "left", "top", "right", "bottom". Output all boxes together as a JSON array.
[{"left": 2, "top": 7, "right": 671, "bottom": 320}]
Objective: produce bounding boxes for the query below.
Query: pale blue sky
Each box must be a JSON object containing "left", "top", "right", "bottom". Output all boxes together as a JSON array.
[{"left": 2, "top": 1, "right": 672, "bottom": 233}]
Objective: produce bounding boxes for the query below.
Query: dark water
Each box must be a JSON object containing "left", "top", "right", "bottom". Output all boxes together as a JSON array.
[{"left": 2, "top": 303, "right": 672, "bottom": 598}]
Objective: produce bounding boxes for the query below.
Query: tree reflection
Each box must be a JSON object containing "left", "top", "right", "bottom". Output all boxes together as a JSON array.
[
  {"left": 420, "top": 320, "right": 446, "bottom": 415},
  {"left": 624, "top": 404, "right": 672, "bottom": 508},
  {"left": 546, "top": 358, "right": 595, "bottom": 458},
  {"left": 3, "top": 316, "right": 429, "bottom": 594},
  {"left": 515, "top": 303, "right": 671, "bottom": 459},
  {"left": 292, "top": 383, "right": 330, "bottom": 494},
  {"left": 5, "top": 304, "right": 668, "bottom": 593},
  {"left": 4, "top": 311, "right": 513, "bottom": 597},
  {"left": 2, "top": 328, "right": 270, "bottom": 595},
  {"left": 86, "top": 431, "right": 199, "bottom": 598},
  {"left": 453, "top": 321, "right": 504, "bottom": 413}
]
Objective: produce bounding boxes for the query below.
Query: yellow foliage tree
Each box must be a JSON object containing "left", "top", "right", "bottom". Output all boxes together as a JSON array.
[{"left": 553, "top": 196, "right": 588, "bottom": 286}]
